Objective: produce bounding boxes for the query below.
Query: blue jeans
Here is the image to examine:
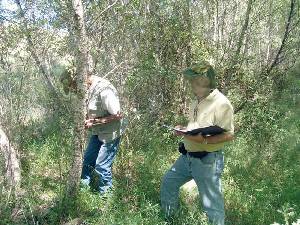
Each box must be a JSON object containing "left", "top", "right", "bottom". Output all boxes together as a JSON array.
[
  {"left": 81, "top": 135, "right": 121, "bottom": 194},
  {"left": 160, "top": 151, "right": 225, "bottom": 225}
]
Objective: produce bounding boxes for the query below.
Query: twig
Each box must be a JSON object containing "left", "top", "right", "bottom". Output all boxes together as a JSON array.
[
  {"left": 14, "top": 0, "right": 61, "bottom": 100},
  {"left": 103, "top": 61, "right": 126, "bottom": 79},
  {"left": 266, "top": 0, "right": 296, "bottom": 74},
  {"left": 87, "top": 0, "right": 119, "bottom": 31},
  {"left": 235, "top": 0, "right": 297, "bottom": 114}
]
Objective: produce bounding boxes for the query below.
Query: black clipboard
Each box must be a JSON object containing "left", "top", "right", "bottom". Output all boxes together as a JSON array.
[{"left": 163, "top": 124, "right": 225, "bottom": 136}]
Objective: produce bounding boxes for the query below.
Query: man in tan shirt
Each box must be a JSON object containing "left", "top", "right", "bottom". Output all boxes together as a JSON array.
[{"left": 160, "top": 61, "right": 234, "bottom": 225}]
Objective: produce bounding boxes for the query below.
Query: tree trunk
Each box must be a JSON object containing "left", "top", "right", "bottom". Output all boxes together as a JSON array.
[
  {"left": 235, "top": 0, "right": 297, "bottom": 113},
  {"left": 222, "top": 0, "right": 254, "bottom": 94},
  {"left": 233, "top": 0, "right": 254, "bottom": 64},
  {"left": 177, "top": 0, "right": 192, "bottom": 114},
  {"left": 267, "top": 0, "right": 296, "bottom": 75},
  {"left": 0, "top": 127, "right": 21, "bottom": 191},
  {"left": 66, "top": 0, "right": 89, "bottom": 197}
]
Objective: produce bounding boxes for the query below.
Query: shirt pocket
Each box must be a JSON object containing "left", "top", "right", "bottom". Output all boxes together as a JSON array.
[{"left": 196, "top": 111, "right": 214, "bottom": 127}]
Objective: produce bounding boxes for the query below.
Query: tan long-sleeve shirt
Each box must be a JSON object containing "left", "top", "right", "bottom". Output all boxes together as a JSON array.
[{"left": 183, "top": 89, "right": 234, "bottom": 152}]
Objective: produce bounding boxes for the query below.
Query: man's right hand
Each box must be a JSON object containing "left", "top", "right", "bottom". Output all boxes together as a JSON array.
[
  {"left": 84, "top": 119, "right": 94, "bottom": 129},
  {"left": 174, "top": 125, "right": 187, "bottom": 136},
  {"left": 85, "top": 113, "right": 123, "bottom": 128}
]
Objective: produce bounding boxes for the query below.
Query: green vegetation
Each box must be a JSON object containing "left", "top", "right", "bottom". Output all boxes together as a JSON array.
[{"left": 1, "top": 0, "right": 300, "bottom": 224}]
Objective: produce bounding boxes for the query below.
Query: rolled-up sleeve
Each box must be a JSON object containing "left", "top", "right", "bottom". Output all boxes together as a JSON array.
[{"left": 215, "top": 102, "right": 234, "bottom": 135}]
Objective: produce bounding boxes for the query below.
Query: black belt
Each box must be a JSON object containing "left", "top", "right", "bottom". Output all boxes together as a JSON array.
[
  {"left": 188, "top": 151, "right": 209, "bottom": 159},
  {"left": 178, "top": 142, "right": 210, "bottom": 159}
]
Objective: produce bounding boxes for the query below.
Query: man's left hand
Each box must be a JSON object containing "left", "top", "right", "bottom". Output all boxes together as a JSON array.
[{"left": 184, "top": 133, "right": 206, "bottom": 143}]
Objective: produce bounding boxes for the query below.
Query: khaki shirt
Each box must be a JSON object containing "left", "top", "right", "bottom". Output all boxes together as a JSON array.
[{"left": 183, "top": 89, "right": 234, "bottom": 152}]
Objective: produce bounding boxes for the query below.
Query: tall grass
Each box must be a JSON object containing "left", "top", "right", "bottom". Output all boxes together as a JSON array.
[{"left": 1, "top": 99, "right": 299, "bottom": 225}]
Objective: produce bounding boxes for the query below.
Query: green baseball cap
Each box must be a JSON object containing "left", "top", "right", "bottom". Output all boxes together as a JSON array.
[{"left": 182, "top": 61, "right": 216, "bottom": 88}]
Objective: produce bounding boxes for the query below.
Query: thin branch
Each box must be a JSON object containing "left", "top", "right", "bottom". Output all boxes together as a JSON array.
[
  {"left": 266, "top": 0, "right": 296, "bottom": 74},
  {"left": 103, "top": 61, "right": 126, "bottom": 79},
  {"left": 14, "top": 0, "right": 60, "bottom": 100},
  {"left": 222, "top": 0, "right": 255, "bottom": 94},
  {"left": 87, "top": 0, "right": 119, "bottom": 31},
  {"left": 233, "top": 0, "right": 254, "bottom": 64},
  {"left": 235, "top": 0, "right": 297, "bottom": 114}
]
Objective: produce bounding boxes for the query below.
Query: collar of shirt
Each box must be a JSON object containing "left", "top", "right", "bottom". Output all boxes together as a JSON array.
[
  {"left": 195, "top": 88, "right": 218, "bottom": 103},
  {"left": 204, "top": 88, "right": 219, "bottom": 101}
]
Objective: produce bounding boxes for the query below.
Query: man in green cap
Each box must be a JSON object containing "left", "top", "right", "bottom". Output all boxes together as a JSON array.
[{"left": 160, "top": 61, "right": 234, "bottom": 225}]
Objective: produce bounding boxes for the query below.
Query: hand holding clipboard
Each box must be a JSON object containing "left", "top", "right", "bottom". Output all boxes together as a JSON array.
[{"left": 162, "top": 124, "right": 225, "bottom": 136}]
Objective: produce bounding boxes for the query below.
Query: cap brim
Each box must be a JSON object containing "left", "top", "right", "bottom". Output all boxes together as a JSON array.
[{"left": 182, "top": 68, "right": 198, "bottom": 77}]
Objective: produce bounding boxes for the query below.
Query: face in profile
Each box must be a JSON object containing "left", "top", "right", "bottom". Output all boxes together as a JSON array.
[
  {"left": 189, "top": 76, "right": 211, "bottom": 98},
  {"left": 61, "top": 76, "right": 93, "bottom": 95},
  {"left": 87, "top": 77, "right": 92, "bottom": 87}
]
